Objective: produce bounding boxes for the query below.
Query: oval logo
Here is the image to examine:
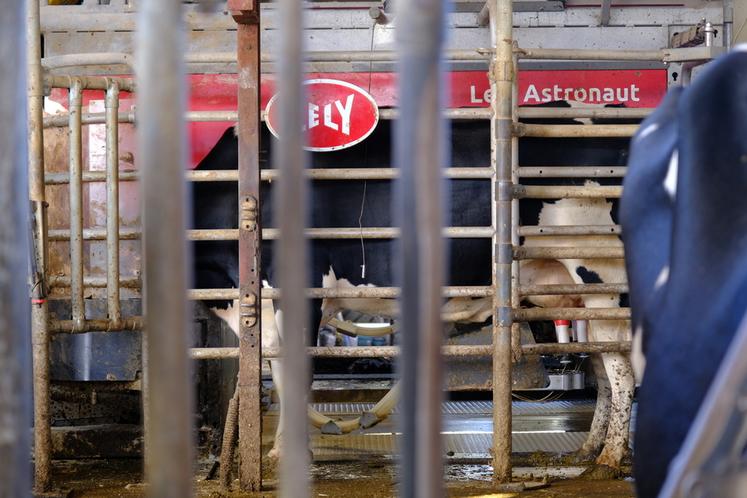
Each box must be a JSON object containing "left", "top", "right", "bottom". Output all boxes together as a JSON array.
[{"left": 265, "top": 79, "right": 379, "bottom": 152}]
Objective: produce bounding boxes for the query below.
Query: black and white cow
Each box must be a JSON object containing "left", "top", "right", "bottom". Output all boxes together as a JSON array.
[
  {"left": 621, "top": 49, "right": 747, "bottom": 497},
  {"left": 192, "top": 104, "right": 636, "bottom": 469}
]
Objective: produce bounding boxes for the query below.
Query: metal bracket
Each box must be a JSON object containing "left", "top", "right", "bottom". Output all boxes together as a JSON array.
[
  {"left": 240, "top": 291, "right": 258, "bottom": 329},
  {"left": 228, "top": 0, "right": 259, "bottom": 24},
  {"left": 240, "top": 195, "right": 258, "bottom": 232}
]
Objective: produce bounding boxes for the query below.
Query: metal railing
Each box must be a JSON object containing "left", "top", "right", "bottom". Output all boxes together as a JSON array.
[{"left": 25, "top": 0, "right": 722, "bottom": 495}]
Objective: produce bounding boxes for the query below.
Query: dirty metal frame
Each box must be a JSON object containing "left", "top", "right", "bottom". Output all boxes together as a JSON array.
[
  {"left": 489, "top": 0, "right": 514, "bottom": 483},
  {"left": 27, "top": 0, "right": 53, "bottom": 492},
  {"left": 226, "top": 0, "right": 264, "bottom": 491}
]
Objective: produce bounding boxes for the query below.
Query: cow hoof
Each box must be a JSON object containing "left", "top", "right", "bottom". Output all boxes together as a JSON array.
[
  {"left": 266, "top": 446, "right": 314, "bottom": 465},
  {"left": 321, "top": 420, "right": 343, "bottom": 435},
  {"left": 579, "top": 464, "right": 621, "bottom": 480},
  {"left": 359, "top": 411, "right": 382, "bottom": 429},
  {"left": 267, "top": 445, "right": 281, "bottom": 463}
]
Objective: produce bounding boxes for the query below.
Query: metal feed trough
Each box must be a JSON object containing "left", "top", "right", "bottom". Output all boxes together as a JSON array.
[{"left": 9, "top": 0, "right": 725, "bottom": 496}]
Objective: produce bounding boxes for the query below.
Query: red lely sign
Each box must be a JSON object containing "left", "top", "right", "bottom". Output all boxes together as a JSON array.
[{"left": 264, "top": 79, "right": 379, "bottom": 152}]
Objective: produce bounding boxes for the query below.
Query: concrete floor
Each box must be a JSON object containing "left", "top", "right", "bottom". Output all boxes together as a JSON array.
[
  {"left": 50, "top": 459, "right": 635, "bottom": 497},
  {"left": 47, "top": 400, "right": 635, "bottom": 497}
]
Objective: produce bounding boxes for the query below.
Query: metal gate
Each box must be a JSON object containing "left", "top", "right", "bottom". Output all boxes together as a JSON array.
[{"left": 18, "top": 0, "right": 724, "bottom": 496}]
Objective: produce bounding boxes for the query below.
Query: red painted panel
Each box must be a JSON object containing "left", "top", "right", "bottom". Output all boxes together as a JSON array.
[{"left": 49, "top": 69, "right": 667, "bottom": 167}]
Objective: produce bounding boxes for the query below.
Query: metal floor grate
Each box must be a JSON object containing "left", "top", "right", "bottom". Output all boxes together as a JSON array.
[
  {"left": 270, "top": 400, "right": 594, "bottom": 416},
  {"left": 291, "top": 399, "right": 595, "bottom": 416},
  {"left": 266, "top": 400, "right": 602, "bottom": 461},
  {"left": 312, "top": 431, "right": 589, "bottom": 461}
]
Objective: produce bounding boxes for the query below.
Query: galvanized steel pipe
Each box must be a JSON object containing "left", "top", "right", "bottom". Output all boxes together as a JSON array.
[
  {"left": 518, "top": 225, "right": 621, "bottom": 236},
  {"left": 517, "top": 166, "right": 627, "bottom": 178},
  {"left": 260, "top": 167, "right": 494, "bottom": 181},
  {"left": 136, "top": 0, "right": 194, "bottom": 496},
  {"left": 50, "top": 226, "right": 494, "bottom": 241},
  {"left": 26, "top": 0, "right": 52, "bottom": 493},
  {"left": 516, "top": 47, "right": 665, "bottom": 61},
  {"left": 515, "top": 307, "right": 630, "bottom": 321},
  {"left": 514, "top": 123, "right": 638, "bottom": 138},
  {"left": 68, "top": 80, "right": 85, "bottom": 331},
  {"left": 517, "top": 107, "right": 652, "bottom": 120},
  {"left": 50, "top": 317, "right": 144, "bottom": 334},
  {"left": 515, "top": 246, "right": 625, "bottom": 259},
  {"left": 45, "top": 75, "right": 135, "bottom": 93},
  {"left": 188, "top": 285, "right": 493, "bottom": 301},
  {"left": 45, "top": 167, "right": 494, "bottom": 184},
  {"left": 514, "top": 185, "right": 622, "bottom": 199},
  {"left": 275, "top": 0, "right": 309, "bottom": 494},
  {"left": 490, "top": 0, "right": 514, "bottom": 483},
  {"left": 189, "top": 340, "right": 631, "bottom": 359},
  {"left": 106, "top": 83, "right": 122, "bottom": 326},
  {"left": 395, "top": 0, "right": 447, "bottom": 493},
  {"left": 27, "top": 0, "right": 52, "bottom": 490},
  {"left": 48, "top": 275, "right": 141, "bottom": 289},
  {"left": 519, "top": 283, "right": 628, "bottom": 296},
  {"left": 0, "top": 1, "right": 32, "bottom": 493}
]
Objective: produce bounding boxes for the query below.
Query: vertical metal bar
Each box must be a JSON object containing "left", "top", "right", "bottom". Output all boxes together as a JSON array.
[
  {"left": 26, "top": 0, "right": 52, "bottom": 490},
  {"left": 490, "top": 0, "right": 514, "bottom": 483},
  {"left": 510, "top": 49, "right": 521, "bottom": 362},
  {"left": 106, "top": 83, "right": 121, "bottom": 326},
  {"left": 395, "top": 0, "right": 447, "bottom": 496},
  {"left": 228, "top": 0, "right": 263, "bottom": 489},
  {"left": 69, "top": 80, "right": 85, "bottom": 330},
  {"left": 275, "top": 0, "right": 309, "bottom": 496},
  {"left": 0, "top": 1, "right": 31, "bottom": 495},
  {"left": 136, "top": 1, "right": 194, "bottom": 497},
  {"left": 723, "top": 0, "right": 733, "bottom": 49},
  {"left": 600, "top": 0, "right": 611, "bottom": 26}
]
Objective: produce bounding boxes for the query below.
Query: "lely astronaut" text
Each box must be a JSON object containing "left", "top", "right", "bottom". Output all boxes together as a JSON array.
[{"left": 470, "top": 83, "right": 642, "bottom": 105}]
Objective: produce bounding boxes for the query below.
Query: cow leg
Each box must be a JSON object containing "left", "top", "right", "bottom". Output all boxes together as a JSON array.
[
  {"left": 575, "top": 353, "right": 611, "bottom": 461},
  {"left": 213, "top": 297, "right": 286, "bottom": 460},
  {"left": 579, "top": 320, "right": 634, "bottom": 479},
  {"left": 263, "top": 298, "right": 284, "bottom": 461},
  {"left": 595, "top": 352, "right": 634, "bottom": 469}
]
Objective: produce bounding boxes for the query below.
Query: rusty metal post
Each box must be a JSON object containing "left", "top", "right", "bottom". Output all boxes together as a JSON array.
[
  {"left": 395, "top": 0, "right": 447, "bottom": 495},
  {"left": 106, "top": 83, "right": 122, "bottom": 327},
  {"left": 274, "top": 0, "right": 311, "bottom": 494},
  {"left": 489, "top": 0, "right": 514, "bottom": 483},
  {"left": 136, "top": 1, "right": 194, "bottom": 497},
  {"left": 228, "top": 0, "right": 263, "bottom": 491},
  {"left": 0, "top": 1, "right": 31, "bottom": 494},
  {"left": 68, "top": 80, "right": 85, "bottom": 331},
  {"left": 27, "top": 0, "right": 52, "bottom": 490}
]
